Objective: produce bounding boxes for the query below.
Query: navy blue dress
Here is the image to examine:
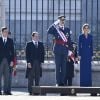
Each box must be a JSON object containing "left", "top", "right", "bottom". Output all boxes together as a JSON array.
[{"left": 79, "top": 34, "right": 93, "bottom": 86}]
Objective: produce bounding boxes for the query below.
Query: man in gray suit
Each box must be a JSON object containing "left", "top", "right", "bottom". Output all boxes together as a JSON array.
[{"left": 0, "top": 27, "right": 14, "bottom": 95}]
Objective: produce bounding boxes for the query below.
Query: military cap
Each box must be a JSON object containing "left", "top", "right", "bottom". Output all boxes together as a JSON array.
[{"left": 58, "top": 15, "right": 66, "bottom": 19}]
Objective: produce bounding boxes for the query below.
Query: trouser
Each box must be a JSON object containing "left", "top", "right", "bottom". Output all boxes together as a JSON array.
[
  {"left": 65, "top": 77, "right": 72, "bottom": 86},
  {"left": 28, "top": 60, "right": 40, "bottom": 93},
  {"left": 0, "top": 58, "right": 10, "bottom": 93},
  {"left": 55, "top": 54, "right": 67, "bottom": 86},
  {"left": 8, "top": 67, "right": 13, "bottom": 92}
]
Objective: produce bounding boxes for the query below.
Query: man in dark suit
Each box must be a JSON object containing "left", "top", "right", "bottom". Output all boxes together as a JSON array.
[
  {"left": 0, "top": 27, "right": 14, "bottom": 95},
  {"left": 47, "top": 15, "right": 72, "bottom": 86},
  {"left": 7, "top": 31, "right": 16, "bottom": 95},
  {"left": 26, "top": 32, "right": 45, "bottom": 95}
]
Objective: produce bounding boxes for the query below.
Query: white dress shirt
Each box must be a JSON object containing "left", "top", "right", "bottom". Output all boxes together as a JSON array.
[
  {"left": 2, "top": 37, "right": 7, "bottom": 43},
  {"left": 32, "top": 40, "right": 38, "bottom": 46}
]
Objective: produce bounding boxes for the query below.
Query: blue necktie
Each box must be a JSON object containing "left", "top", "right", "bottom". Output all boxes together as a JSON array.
[{"left": 4, "top": 39, "right": 6, "bottom": 45}]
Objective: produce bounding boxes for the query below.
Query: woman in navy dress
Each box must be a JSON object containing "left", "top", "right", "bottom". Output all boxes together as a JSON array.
[{"left": 79, "top": 23, "right": 93, "bottom": 87}]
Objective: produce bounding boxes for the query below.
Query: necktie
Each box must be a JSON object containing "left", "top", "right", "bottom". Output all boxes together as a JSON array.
[
  {"left": 35, "top": 42, "right": 38, "bottom": 48},
  {"left": 4, "top": 39, "right": 6, "bottom": 45}
]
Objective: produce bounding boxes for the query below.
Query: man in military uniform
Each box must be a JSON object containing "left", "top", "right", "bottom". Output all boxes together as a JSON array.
[{"left": 47, "top": 15, "right": 72, "bottom": 86}]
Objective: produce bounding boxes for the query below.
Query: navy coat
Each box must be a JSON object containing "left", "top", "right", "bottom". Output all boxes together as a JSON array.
[
  {"left": 47, "top": 25, "right": 72, "bottom": 54},
  {"left": 79, "top": 34, "right": 93, "bottom": 86}
]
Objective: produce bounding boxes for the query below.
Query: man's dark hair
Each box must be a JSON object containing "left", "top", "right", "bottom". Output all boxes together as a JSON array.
[
  {"left": 32, "top": 31, "right": 38, "bottom": 37},
  {"left": 58, "top": 15, "right": 66, "bottom": 19},
  {"left": 1, "top": 27, "right": 7, "bottom": 32}
]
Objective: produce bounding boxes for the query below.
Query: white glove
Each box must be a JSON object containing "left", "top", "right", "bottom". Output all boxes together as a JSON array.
[
  {"left": 54, "top": 19, "right": 60, "bottom": 25},
  {"left": 27, "top": 63, "right": 32, "bottom": 68}
]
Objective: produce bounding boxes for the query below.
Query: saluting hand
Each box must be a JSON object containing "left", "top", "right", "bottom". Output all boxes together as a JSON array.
[{"left": 54, "top": 19, "right": 60, "bottom": 25}]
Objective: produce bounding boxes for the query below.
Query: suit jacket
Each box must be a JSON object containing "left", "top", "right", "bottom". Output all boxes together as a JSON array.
[
  {"left": 0, "top": 37, "right": 14, "bottom": 64},
  {"left": 25, "top": 41, "right": 45, "bottom": 78}
]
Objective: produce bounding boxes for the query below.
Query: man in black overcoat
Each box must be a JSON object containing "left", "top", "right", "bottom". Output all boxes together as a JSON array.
[
  {"left": 25, "top": 32, "right": 45, "bottom": 95},
  {"left": 0, "top": 27, "right": 14, "bottom": 95}
]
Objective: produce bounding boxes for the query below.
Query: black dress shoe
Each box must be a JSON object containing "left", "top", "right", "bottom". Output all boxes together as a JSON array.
[
  {"left": 3, "top": 92, "right": 12, "bottom": 95},
  {"left": 33, "top": 93, "right": 39, "bottom": 95},
  {"left": 3, "top": 93, "right": 8, "bottom": 95},
  {"left": 58, "top": 83, "right": 64, "bottom": 86},
  {"left": 29, "top": 92, "right": 32, "bottom": 95},
  {"left": 60, "top": 93, "right": 67, "bottom": 96},
  {"left": 7, "top": 92, "right": 12, "bottom": 95},
  {"left": 0, "top": 92, "right": 2, "bottom": 95}
]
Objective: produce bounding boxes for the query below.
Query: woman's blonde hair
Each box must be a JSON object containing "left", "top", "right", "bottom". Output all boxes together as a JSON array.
[{"left": 82, "top": 23, "right": 90, "bottom": 33}]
